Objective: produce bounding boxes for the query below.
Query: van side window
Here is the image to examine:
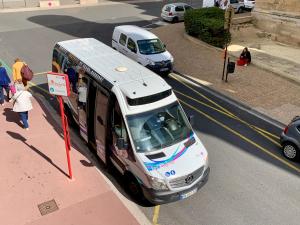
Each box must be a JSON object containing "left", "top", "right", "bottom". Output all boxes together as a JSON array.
[
  {"left": 175, "top": 6, "right": 184, "bottom": 11},
  {"left": 113, "top": 102, "right": 128, "bottom": 142},
  {"left": 127, "top": 38, "right": 137, "bottom": 53},
  {"left": 52, "top": 49, "right": 61, "bottom": 73},
  {"left": 184, "top": 5, "right": 192, "bottom": 10},
  {"left": 119, "top": 33, "right": 127, "bottom": 46}
]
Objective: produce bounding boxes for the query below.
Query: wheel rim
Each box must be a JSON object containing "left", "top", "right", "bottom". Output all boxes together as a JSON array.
[
  {"left": 129, "top": 182, "right": 140, "bottom": 196},
  {"left": 284, "top": 145, "right": 297, "bottom": 159}
]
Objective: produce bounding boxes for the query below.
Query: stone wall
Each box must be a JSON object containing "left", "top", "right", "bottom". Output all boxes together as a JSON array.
[
  {"left": 255, "top": 0, "right": 300, "bottom": 13},
  {"left": 253, "top": 0, "right": 300, "bottom": 46}
]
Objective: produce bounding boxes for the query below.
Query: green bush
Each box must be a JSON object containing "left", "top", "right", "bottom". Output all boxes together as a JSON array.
[{"left": 184, "top": 7, "right": 230, "bottom": 48}]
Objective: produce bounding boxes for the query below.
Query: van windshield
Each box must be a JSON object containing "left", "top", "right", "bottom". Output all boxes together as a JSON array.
[
  {"left": 137, "top": 39, "right": 165, "bottom": 55},
  {"left": 126, "top": 102, "right": 193, "bottom": 153}
]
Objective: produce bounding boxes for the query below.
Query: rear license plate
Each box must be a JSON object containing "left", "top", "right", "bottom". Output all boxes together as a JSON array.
[
  {"left": 160, "top": 68, "right": 169, "bottom": 72},
  {"left": 180, "top": 188, "right": 197, "bottom": 199}
]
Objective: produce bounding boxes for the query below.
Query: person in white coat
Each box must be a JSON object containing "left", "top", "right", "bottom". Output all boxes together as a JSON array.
[{"left": 12, "top": 84, "right": 33, "bottom": 130}]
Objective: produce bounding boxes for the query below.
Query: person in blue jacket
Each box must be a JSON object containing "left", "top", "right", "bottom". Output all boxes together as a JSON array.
[{"left": 0, "top": 62, "right": 11, "bottom": 106}]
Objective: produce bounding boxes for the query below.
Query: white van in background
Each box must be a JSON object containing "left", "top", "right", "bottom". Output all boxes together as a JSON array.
[{"left": 112, "top": 25, "right": 174, "bottom": 75}]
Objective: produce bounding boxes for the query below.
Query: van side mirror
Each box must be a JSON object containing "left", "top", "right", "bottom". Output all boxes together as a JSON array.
[
  {"left": 188, "top": 115, "right": 195, "bottom": 126},
  {"left": 132, "top": 48, "right": 137, "bottom": 53},
  {"left": 163, "top": 43, "right": 166, "bottom": 48},
  {"left": 116, "top": 137, "right": 128, "bottom": 150}
]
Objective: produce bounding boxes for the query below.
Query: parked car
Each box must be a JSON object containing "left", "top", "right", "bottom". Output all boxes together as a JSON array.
[
  {"left": 280, "top": 116, "right": 300, "bottom": 161},
  {"left": 161, "top": 3, "right": 193, "bottom": 23},
  {"left": 112, "top": 25, "right": 174, "bottom": 75},
  {"left": 241, "top": 0, "right": 255, "bottom": 11},
  {"left": 229, "top": 0, "right": 244, "bottom": 13}
]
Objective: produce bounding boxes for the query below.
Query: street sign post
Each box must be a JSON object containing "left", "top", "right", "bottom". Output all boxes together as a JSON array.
[
  {"left": 47, "top": 72, "right": 73, "bottom": 179},
  {"left": 222, "top": 5, "right": 234, "bottom": 82}
]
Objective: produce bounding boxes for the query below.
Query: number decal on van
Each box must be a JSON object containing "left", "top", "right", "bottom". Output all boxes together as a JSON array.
[{"left": 165, "top": 170, "right": 176, "bottom": 177}]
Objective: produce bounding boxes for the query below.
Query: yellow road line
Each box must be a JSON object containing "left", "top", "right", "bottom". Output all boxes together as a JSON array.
[
  {"left": 179, "top": 99, "right": 300, "bottom": 174},
  {"left": 152, "top": 205, "right": 160, "bottom": 225},
  {"left": 171, "top": 73, "right": 280, "bottom": 144},
  {"left": 34, "top": 71, "right": 48, "bottom": 76},
  {"left": 252, "top": 125, "right": 280, "bottom": 140},
  {"left": 175, "top": 90, "right": 281, "bottom": 147},
  {"left": 170, "top": 73, "right": 235, "bottom": 117},
  {"left": 28, "top": 81, "right": 50, "bottom": 95}
]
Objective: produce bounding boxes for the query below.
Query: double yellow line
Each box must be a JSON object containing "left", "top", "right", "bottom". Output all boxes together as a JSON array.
[{"left": 169, "top": 73, "right": 300, "bottom": 174}]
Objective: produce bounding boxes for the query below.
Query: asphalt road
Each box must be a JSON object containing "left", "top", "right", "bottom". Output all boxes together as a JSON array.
[{"left": 0, "top": 1, "right": 299, "bottom": 225}]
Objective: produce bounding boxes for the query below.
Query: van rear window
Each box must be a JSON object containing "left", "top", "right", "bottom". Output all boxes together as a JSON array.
[
  {"left": 164, "top": 6, "right": 171, "bottom": 12},
  {"left": 127, "top": 89, "right": 172, "bottom": 106}
]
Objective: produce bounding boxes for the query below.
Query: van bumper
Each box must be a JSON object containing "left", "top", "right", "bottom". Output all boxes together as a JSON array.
[
  {"left": 142, "top": 167, "right": 210, "bottom": 205},
  {"left": 146, "top": 62, "right": 173, "bottom": 75}
]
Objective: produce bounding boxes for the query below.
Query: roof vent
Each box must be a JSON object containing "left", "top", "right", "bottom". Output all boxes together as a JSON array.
[{"left": 115, "top": 66, "right": 128, "bottom": 72}]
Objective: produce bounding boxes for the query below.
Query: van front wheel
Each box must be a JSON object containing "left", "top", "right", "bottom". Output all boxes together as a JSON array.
[{"left": 125, "top": 173, "right": 144, "bottom": 200}]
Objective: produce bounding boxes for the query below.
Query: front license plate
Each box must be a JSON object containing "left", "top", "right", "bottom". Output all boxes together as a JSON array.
[
  {"left": 160, "top": 68, "right": 169, "bottom": 72},
  {"left": 180, "top": 188, "right": 197, "bottom": 199}
]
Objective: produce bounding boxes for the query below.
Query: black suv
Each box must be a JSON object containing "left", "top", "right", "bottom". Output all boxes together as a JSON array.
[{"left": 280, "top": 116, "right": 300, "bottom": 161}]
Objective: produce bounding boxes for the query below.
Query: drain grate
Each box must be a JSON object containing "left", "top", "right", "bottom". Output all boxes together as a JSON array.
[{"left": 38, "top": 199, "right": 59, "bottom": 216}]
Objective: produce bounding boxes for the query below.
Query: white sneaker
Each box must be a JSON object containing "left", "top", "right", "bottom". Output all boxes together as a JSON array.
[{"left": 25, "top": 128, "right": 29, "bottom": 131}]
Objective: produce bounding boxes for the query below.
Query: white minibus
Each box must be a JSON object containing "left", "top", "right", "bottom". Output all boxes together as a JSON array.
[{"left": 52, "top": 38, "right": 209, "bottom": 204}]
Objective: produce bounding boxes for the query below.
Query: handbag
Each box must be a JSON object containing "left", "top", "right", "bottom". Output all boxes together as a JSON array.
[{"left": 9, "top": 84, "right": 16, "bottom": 94}]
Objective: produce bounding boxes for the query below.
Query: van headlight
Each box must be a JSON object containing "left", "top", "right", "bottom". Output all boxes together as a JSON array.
[
  {"left": 149, "top": 176, "right": 169, "bottom": 190},
  {"left": 204, "top": 154, "right": 209, "bottom": 167},
  {"left": 146, "top": 58, "right": 155, "bottom": 66},
  {"left": 170, "top": 56, "right": 174, "bottom": 63}
]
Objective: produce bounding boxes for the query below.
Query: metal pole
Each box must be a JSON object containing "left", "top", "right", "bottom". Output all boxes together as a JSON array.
[
  {"left": 58, "top": 96, "right": 73, "bottom": 179},
  {"left": 225, "top": 56, "right": 230, "bottom": 82},
  {"left": 222, "top": 30, "right": 228, "bottom": 80}
]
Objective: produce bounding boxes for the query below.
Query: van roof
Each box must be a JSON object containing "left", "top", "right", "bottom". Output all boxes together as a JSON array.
[
  {"left": 56, "top": 38, "right": 171, "bottom": 99},
  {"left": 165, "top": 2, "right": 187, "bottom": 7},
  {"left": 114, "top": 25, "right": 158, "bottom": 42}
]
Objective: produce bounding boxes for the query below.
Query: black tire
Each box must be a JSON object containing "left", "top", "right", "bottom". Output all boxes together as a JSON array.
[
  {"left": 282, "top": 142, "right": 299, "bottom": 161},
  {"left": 124, "top": 173, "right": 144, "bottom": 200},
  {"left": 172, "top": 17, "right": 179, "bottom": 23},
  {"left": 237, "top": 7, "right": 243, "bottom": 14}
]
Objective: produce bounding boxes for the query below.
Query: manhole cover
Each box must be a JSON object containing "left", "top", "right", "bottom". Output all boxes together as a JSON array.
[{"left": 38, "top": 199, "right": 59, "bottom": 216}]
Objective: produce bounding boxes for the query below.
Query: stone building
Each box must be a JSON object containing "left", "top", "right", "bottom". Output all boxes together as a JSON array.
[{"left": 253, "top": 0, "right": 300, "bottom": 46}]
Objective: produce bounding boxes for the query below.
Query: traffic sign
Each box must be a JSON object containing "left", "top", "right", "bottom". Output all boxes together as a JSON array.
[{"left": 47, "top": 72, "right": 70, "bottom": 97}]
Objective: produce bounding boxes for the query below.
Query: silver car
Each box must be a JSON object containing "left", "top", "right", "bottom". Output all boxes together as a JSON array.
[
  {"left": 161, "top": 3, "right": 193, "bottom": 23},
  {"left": 280, "top": 116, "right": 300, "bottom": 161}
]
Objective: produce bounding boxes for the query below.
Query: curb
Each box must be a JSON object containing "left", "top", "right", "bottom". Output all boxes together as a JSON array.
[
  {"left": 183, "top": 32, "right": 300, "bottom": 85},
  {"left": 33, "top": 92, "right": 152, "bottom": 225},
  {"left": 172, "top": 71, "right": 286, "bottom": 129},
  {"left": 0, "top": 1, "right": 119, "bottom": 13}
]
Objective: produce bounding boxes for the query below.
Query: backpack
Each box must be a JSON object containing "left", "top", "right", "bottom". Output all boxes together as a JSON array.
[{"left": 21, "top": 64, "right": 33, "bottom": 81}]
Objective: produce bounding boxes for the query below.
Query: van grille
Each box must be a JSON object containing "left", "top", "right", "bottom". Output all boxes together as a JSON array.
[
  {"left": 155, "top": 60, "right": 171, "bottom": 67},
  {"left": 169, "top": 166, "right": 204, "bottom": 189}
]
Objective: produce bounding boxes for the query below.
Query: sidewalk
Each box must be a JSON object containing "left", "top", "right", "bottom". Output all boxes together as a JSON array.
[
  {"left": 152, "top": 23, "right": 300, "bottom": 125},
  {"left": 0, "top": 97, "right": 143, "bottom": 225}
]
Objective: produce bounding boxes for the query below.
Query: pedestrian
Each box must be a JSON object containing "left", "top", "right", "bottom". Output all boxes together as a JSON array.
[
  {"left": 237, "top": 47, "right": 251, "bottom": 66},
  {"left": 0, "top": 62, "right": 11, "bottom": 106},
  {"left": 12, "top": 84, "right": 33, "bottom": 130},
  {"left": 12, "top": 58, "right": 25, "bottom": 85}
]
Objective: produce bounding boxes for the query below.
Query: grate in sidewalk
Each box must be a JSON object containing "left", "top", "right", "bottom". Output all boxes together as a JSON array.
[{"left": 38, "top": 199, "right": 59, "bottom": 216}]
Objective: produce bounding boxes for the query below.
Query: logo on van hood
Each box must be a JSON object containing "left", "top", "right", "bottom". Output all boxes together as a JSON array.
[{"left": 144, "top": 134, "right": 195, "bottom": 171}]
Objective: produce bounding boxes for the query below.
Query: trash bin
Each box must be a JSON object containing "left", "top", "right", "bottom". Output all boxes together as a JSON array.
[{"left": 227, "top": 61, "right": 235, "bottom": 73}]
